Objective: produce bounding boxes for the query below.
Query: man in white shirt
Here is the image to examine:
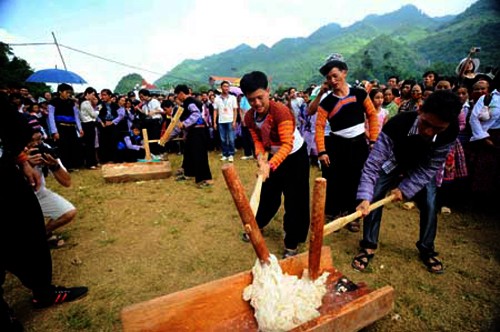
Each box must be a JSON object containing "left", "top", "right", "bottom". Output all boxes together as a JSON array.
[
  {"left": 213, "top": 81, "right": 238, "bottom": 162},
  {"left": 287, "top": 87, "right": 305, "bottom": 132},
  {"left": 138, "top": 88, "right": 164, "bottom": 155}
]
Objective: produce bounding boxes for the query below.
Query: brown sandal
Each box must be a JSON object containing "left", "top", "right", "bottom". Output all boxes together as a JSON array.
[{"left": 345, "top": 220, "right": 361, "bottom": 233}]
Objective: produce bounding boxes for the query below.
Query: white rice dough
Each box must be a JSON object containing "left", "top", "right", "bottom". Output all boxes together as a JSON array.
[{"left": 243, "top": 254, "right": 330, "bottom": 332}]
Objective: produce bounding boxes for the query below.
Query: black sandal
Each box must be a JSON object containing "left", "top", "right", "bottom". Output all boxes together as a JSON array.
[
  {"left": 351, "top": 248, "right": 374, "bottom": 272},
  {"left": 419, "top": 252, "right": 444, "bottom": 274}
]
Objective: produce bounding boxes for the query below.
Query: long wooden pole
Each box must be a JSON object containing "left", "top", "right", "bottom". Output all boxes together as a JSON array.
[
  {"left": 249, "top": 152, "right": 268, "bottom": 216},
  {"left": 142, "top": 128, "right": 152, "bottom": 161},
  {"left": 158, "top": 107, "right": 184, "bottom": 146},
  {"left": 323, "top": 194, "right": 396, "bottom": 236},
  {"left": 222, "top": 164, "right": 270, "bottom": 264},
  {"left": 308, "top": 178, "right": 327, "bottom": 280},
  {"left": 249, "top": 174, "right": 263, "bottom": 216}
]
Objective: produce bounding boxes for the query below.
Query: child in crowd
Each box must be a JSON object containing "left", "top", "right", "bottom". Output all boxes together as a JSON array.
[
  {"left": 367, "top": 89, "right": 389, "bottom": 139},
  {"left": 117, "top": 125, "right": 146, "bottom": 162}
]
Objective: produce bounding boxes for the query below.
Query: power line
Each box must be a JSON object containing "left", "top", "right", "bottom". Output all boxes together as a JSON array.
[
  {"left": 7, "top": 41, "right": 205, "bottom": 84},
  {"left": 6, "top": 42, "right": 54, "bottom": 46},
  {"left": 60, "top": 44, "right": 165, "bottom": 76}
]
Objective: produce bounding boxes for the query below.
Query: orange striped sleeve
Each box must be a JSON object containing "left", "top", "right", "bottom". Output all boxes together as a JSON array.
[
  {"left": 269, "top": 120, "right": 295, "bottom": 170},
  {"left": 248, "top": 127, "right": 265, "bottom": 157},
  {"left": 363, "top": 97, "right": 380, "bottom": 142},
  {"left": 315, "top": 106, "right": 328, "bottom": 154}
]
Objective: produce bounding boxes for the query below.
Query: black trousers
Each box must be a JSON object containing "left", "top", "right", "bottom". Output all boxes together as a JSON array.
[
  {"left": 81, "top": 121, "right": 98, "bottom": 168},
  {"left": 256, "top": 143, "right": 310, "bottom": 249},
  {"left": 183, "top": 127, "right": 212, "bottom": 183},
  {"left": 98, "top": 124, "right": 119, "bottom": 163},
  {"left": 0, "top": 161, "right": 53, "bottom": 302},
  {"left": 54, "top": 124, "right": 82, "bottom": 169},
  {"left": 322, "top": 133, "right": 368, "bottom": 218}
]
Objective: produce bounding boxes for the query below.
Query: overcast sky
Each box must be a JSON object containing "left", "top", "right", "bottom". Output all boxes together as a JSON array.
[{"left": 0, "top": 0, "right": 478, "bottom": 92}]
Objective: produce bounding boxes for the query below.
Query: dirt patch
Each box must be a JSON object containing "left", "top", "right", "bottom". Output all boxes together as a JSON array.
[{"left": 5, "top": 152, "right": 500, "bottom": 331}]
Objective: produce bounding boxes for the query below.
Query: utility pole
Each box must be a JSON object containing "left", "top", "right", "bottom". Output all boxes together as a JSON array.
[{"left": 52, "top": 32, "right": 68, "bottom": 71}]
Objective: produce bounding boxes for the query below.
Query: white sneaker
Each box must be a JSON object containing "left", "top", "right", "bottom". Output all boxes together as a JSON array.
[
  {"left": 240, "top": 155, "right": 254, "bottom": 160},
  {"left": 441, "top": 206, "right": 451, "bottom": 214},
  {"left": 403, "top": 202, "right": 415, "bottom": 210},
  {"left": 220, "top": 156, "right": 228, "bottom": 161},
  {"left": 228, "top": 156, "right": 234, "bottom": 162}
]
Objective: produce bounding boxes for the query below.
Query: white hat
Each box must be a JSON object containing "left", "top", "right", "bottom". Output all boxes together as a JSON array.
[{"left": 455, "top": 57, "right": 480, "bottom": 76}]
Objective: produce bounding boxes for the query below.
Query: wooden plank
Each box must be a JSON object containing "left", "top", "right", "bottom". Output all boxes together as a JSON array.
[
  {"left": 292, "top": 286, "right": 394, "bottom": 332},
  {"left": 101, "top": 161, "right": 172, "bottom": 183},
  {"left": 121, "top": 247, "right": 394, "bottom": 332}
]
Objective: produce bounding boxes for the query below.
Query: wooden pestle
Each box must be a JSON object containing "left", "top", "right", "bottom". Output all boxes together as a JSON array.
[
  {"left": 222, "top": 164, "right": 270, "bottom": 264},
  {"left": 308, "top": 178, "right": 327, "bottom": 280}
]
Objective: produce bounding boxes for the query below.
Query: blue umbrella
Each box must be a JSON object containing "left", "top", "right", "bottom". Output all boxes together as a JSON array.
[{"left": 26, "top": 68, "right": 87, "bottom": 84}]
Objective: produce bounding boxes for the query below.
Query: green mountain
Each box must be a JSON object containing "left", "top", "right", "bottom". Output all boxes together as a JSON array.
[
  {"left": 114, "top": 73, "right": 144, "bottom": 94},
  {"left": 146, "top": 0, "right": 499, "bottom": 90}
]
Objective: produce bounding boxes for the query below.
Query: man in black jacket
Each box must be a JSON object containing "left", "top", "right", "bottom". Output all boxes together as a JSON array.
[
  {"left": 0, "top": 92, "right": 88, "bottom": 331},
  {"left": 352, "top": 90, "right": 462, "bottom": 274},
  {"left": 164, "top": 85, "right": 213, "bottom": 188},
  {"left": 47, "top": 83, "right": 83, "bottom": 170}
]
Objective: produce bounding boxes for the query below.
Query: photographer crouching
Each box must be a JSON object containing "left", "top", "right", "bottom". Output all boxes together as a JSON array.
[{"left": 26, "top": 117, "right": 77, "bottom": 249}]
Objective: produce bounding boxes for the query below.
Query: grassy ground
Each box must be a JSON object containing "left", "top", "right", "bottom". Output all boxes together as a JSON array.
[{"left": 5, "top": 151, "right": 500, "bottom": 331}]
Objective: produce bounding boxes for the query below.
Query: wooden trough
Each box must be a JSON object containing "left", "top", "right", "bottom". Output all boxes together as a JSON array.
[
  {"left": 120, "top": 165, "right": 395, "bottom": 331},
  {"left": 121, "top": 246, "right": 393, "bottom": 332},
  {"left": 101, "top": 129, "right": 172, "bottom": 183},
  {"left": 101, "top": 161, "right": 172, "bottom": 183}
]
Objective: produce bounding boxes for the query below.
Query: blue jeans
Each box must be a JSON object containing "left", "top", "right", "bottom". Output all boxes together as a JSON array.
[
  {"left": 361, "top": 170, "right": 438, "bottom": 255},
  {"left": 218, "top": 122, "right": 235, "bottom": 157}
]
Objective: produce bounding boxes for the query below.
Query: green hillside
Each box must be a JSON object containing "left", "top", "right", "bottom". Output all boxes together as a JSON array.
[
  {"left": 414, "top": 0, "right": 500, "bottom": 69},
  {"left": 114, "top": 73, "right": 144, "bottom": 94},
  {"left": 146, "top": 0, "right": 499, "bottom": 91}
]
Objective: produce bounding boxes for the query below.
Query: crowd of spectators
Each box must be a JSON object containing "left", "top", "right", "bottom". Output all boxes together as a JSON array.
[{"left": 1, "top": 50, "right": 499, "bottom": 329}]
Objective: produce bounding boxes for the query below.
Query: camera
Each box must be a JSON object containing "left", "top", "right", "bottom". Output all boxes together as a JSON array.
[{"left": 30, "top": 143, "right": 59, "bottom": 159}]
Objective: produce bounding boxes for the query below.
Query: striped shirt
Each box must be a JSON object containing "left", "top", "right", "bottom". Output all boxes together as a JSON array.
[
  {"left": 315, "top": 87, "right": 379, "bottom": 153},
  {"left": 357, "top": 112, "right": 455, "bottom": 201},
  {"left": 245, "top": 100, "right": 302, "bottom": 171}
]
